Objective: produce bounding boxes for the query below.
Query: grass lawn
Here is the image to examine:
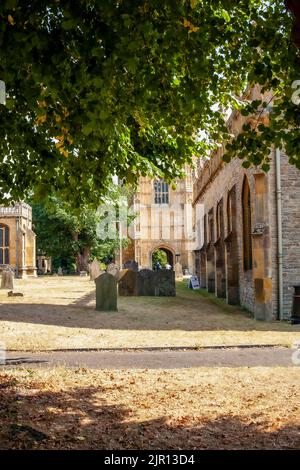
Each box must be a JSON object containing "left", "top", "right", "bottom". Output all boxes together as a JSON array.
[
  {"left": 0, "top": 276, "right": 300, "bottom": 351},
  {"left": 1, "top": 366, "right": 299, "bottom": 449}
]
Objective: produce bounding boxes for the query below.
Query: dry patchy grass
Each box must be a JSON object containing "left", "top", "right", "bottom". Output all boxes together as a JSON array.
[{"left": 0, "top": 276, "right": 299, "bottom": 351}]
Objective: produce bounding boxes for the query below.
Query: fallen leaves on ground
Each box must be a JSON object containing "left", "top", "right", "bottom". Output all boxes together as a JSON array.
[{"left": 0, "top": 366, "right": 299, "bottom": 449}]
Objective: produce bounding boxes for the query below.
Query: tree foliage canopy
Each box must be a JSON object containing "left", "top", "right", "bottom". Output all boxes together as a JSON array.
[
  {"left": 32, "top": 186, "right": 132, "bottom": 270},
  {"left": 0, "top": 0, "right": 298, "bottom": 206}
]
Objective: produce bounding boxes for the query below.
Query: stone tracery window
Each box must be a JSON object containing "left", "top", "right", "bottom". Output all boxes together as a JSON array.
[
  {"left": 154, "top": 180, "right": 169, "bottom": 204},
  {"left": 242, "top": 177, "right": 253, "bottom": 271},
  {"left": 0, "top": 224, "right": 10, "bottom": 265}
]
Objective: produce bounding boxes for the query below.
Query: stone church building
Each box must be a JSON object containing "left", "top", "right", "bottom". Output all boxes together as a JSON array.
[
  {"left": 193, "top": 97, "right": 300, "bottom": 321},
  {"left": 0, "top": 202, "right": 37, "bottom": 277},
  {"left": 119, "top": 168, "right": 195, "bottom": 272}
]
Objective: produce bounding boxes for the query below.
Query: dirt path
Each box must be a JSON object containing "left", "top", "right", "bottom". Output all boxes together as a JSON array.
[{"left": 2, "top": 346, "right": 295, "bottom": 369}]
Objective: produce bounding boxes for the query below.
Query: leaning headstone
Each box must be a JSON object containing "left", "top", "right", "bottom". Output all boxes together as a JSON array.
[
  {"left": 89, "top": 260, "right": 102, "bottom": 281},
  {"left": 1, "top": 270, "right": 14, "bottom": 290},
  {"left": 95, "top": 273, "right": 118, "bottom": 311},
  {"left": 118, "top": 269, "right": 138, "bottom": 296},
  {"left": 57, "top": 267, "right": 63, "bottom": 276},
  {"left": 106, "top": 263, "right": 119, "bottom": 278},
  {"left": 137, "top": 269, "right": 155, "bottom": 296},
  {"left": 123, "top": 260, "right": 138, "bottom": 272},
  {"left": 174, "top": 262, "right": 183, "bottom": 279},
  {"left": 155, "top": 270, "right": 176, "bottom": 297}
]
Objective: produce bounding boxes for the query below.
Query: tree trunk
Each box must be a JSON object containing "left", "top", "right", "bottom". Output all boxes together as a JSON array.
[{"left": 75, "top": 246, "right": 91, "bottom": 272}]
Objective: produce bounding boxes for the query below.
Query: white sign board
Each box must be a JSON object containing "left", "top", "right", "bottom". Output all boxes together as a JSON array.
[
  {"left": 0, "top": 80, "right": 6, "bottom": 105},
  {"left": 189, "top": 275, "right": 200, "bottom": 290}
]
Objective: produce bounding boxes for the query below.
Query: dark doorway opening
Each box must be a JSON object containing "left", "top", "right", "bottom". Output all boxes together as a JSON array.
[{"left": 152, "top": 248, "right": 174, "bottom": 270}]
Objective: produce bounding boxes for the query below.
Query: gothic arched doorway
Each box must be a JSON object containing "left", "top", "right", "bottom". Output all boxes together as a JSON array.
[{"left": 151, "top": 247, "right": 174, "bottom": 270}]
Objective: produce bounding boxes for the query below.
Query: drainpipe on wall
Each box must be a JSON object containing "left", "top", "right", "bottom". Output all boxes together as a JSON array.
[{"left": 275, "top": 148, "right": 283, "bottom": 320}]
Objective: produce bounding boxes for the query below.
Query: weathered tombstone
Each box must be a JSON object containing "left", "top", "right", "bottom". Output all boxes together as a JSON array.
[
  {"left": 123, "top": 260, "right": 138, "bottom": 272},
  {"left": 174, "top": 262, "right": 183, "bottom": 279},
  {"left": 79, "top": 270, "right": 88, "bottom": 277},
  {"left": 89, "top": 260, "right": 102, "bottom": 281},
  {"left": 106, "top": 263, "right": 119, "bottom": 279},
  {"left": 137, "top": 269, "right": 155, "bottom": 296},
  {"left": 155, "top": 270, "right": 176, "bottom": 296},
  {"left": 95, "top": 273, "right": 118, "bottom": 311},
  {"left": 57, "top": 267, "right": 63, "bottom": 276},
  {"left": 118, "top": 269, "right": 138, "bottom": 296},
  {"left": 1, "top": 270, "right": 14, "bottom": 290}
]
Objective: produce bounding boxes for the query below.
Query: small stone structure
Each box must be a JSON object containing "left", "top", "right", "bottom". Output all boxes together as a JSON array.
[
  {"left": 123, "top": 260, "right": 138, "bottom": 272},
  {"left": 118, "top": 269, "right": 138, "bottom": 296},
  {"left": 0, "top": 202, "right": 37, "bottom": 278},
  {"left": 57, "top": 267, "right": 63, "bottom": 276},
  {"left": 154, "top": 270, "right": 176, "bottom": 296},
  {"left": 106, "top": 263, "right": 120, "bottom": 278},
  {"left": 95, "top": 273, "right": 118, "bottom": 311},
  {"left": 1, "top": 268, "right": 14, "bottom": 290},
  {"left": 137, "top": 269, "right": 155, "bottom": 296},
  {"left": 117, "top": 268, "right": 176, "bottom": 297}
]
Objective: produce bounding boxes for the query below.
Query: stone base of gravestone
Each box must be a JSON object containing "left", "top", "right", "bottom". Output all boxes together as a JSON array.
[
  {"left": 123, "top": 260, "right": 138, "bottom": 272},
  {"left": 1, "top": 270, "right": 14, "bottom": 290},
  {"left": 154, "top": 270, "right": 176, "bottom": 296},
  {"left": 95, "top": 272, "right": 118, "bottom": 311},
  {"left": 118, "top": 269, "right": 138, "bottom": 296}
]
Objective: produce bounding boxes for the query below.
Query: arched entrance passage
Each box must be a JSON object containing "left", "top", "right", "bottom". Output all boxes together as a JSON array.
[{"left": 151, "top": 246, "right": 174, "bottom": 270}]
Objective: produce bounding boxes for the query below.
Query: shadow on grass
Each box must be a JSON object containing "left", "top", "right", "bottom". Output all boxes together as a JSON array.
[
  {"left": 0, "top": 374, "right": 298, "bottom": 450},
  {"left": 0, "top": 281, "right": 298, "bottom": 332}
]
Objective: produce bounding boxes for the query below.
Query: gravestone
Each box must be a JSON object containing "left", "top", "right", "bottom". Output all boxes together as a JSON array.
[
  {"left": 155, "top": 270, "right": 176, "bottom": 297},
  {"left": 57, "top": 267, "right": 63, "bottom": 276},
  {"left": 123, "top": 260, "right": 138, "bottom": 272},
  {"left": 118, "top": 269, "right": 138, "bottom": 296},
  {"left": 80, "top": 270, "right": 88, "bottom": 277},
  {"left": 1, "top": 270, "right": 14, "bottom": 290},
  {"left": 89, "top": 260, "right": 102, "bottom": 281},
  {"left": 174, "top": 262, "right": 183, "bottom": 279},
  {"left": 106, "top": 263, "right": 119, "bottom": 279},
  {"left": 137, "top": 269, "right": 155, "bottom": 296},
  {"left": 95, "top": 273, "right": 118, "bottom": 311}
]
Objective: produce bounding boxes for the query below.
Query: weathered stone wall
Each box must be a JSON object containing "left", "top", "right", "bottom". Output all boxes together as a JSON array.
[
  {"left": 194, "top": 156, "right": 259, "bottom": 315},
  {"left": 194, "top": 145, "right": 300, "bottom": 321},
  {"left": 121, "top": 169, "right": 195, "bottom": 272},
  {"left": 269, "top": 150, "right": 300, "bottom": 319}
]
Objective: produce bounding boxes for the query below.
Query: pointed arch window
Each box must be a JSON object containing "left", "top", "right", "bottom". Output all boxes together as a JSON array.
[
  {"left": 216, "top": 200, "right": 224, "bottom": 239},
  {"left": 0, "top": 224, "right": 10, "bottom": 265},
  {"left": 242, "top": 177, "right": 253, "bottom": 271}
]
